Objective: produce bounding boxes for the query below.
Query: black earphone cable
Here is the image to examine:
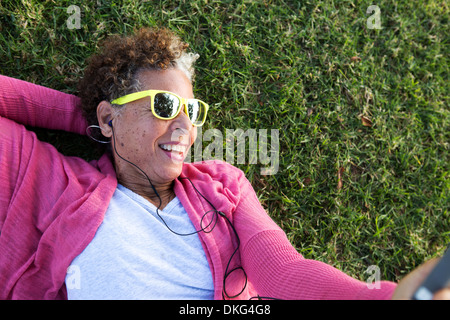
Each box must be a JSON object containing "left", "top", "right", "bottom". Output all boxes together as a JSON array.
[
  {"left": 110, "top": 122, "right": 218, "bottom": 236},
  {"left": 109, "top": 122, "right": 278, "bottom": 300}
]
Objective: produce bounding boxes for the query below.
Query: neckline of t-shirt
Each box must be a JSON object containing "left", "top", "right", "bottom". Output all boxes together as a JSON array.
[{"left": 116, "top": 183, "right": 181, "bottom": 215}]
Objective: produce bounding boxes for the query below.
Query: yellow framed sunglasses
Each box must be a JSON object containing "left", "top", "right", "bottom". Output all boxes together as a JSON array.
[{"left": 111, "top": 90, "right": 209, "bottom": 127}]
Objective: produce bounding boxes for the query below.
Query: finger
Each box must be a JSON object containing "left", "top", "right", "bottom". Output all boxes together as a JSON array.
[
  {"left": 433, "top": 289, "right": 450, "bottom": 300},
  {"left": 392, "top": 258, "right": 440, "bottom": 300},
  {"left": 409, "top": 258, "right": 440, "bottom": 289}
]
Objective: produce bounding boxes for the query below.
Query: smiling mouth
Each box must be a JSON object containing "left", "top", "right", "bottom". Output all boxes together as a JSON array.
[{"left": 159, "top": 144, "right": 187, "bottom": 155}]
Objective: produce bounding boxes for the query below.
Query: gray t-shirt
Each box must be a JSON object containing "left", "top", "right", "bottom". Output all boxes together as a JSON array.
[{"left": 65, "top": 184, "right": 214, "bottom": 299}]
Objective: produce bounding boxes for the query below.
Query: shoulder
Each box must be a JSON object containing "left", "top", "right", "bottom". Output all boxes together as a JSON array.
[
  {"left": 0, "top": 115, "right": 36, "bottom": 163},
  {"left": 178, "top": 160, "right": 250, "bottom": 211},
  {"left": 181, "top": 160, "right": 245, "bottom": 185}
]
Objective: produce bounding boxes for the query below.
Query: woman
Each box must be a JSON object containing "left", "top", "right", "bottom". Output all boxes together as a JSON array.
[{"left": 0, "top": 27, "right": 447, "bottom": 300}]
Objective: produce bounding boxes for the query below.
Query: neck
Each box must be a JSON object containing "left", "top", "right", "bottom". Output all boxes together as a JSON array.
[{"left": 118, "top": 173, "right": 176, "bottom": 210}]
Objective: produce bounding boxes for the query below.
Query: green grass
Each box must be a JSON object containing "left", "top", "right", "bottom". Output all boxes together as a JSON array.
[{"left": 1, "top": 0, "right": 448, "bottom": 283}]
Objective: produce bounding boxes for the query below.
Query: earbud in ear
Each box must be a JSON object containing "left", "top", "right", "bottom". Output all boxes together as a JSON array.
[{"left": 108, "top": 120, "right": 113, "bottom": 127}]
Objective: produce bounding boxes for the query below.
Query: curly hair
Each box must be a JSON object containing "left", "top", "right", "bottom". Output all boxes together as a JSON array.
[{"left": 77, "top": 27, "right": 199, "bottom": 128}]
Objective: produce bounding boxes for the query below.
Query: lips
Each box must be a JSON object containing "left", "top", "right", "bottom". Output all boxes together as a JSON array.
[
  {"left": 159, "top": 144, "right": 187, "bottom": 153},
  {"left": 159, "top": 143, "right": 188, "bottom": 162}
]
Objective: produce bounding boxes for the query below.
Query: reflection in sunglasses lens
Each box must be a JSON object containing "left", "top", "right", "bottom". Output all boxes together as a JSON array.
[
  {"left": 187, "top": 101, "right": 200, "bottom": 122},
  {"left": 188, "top": 101, "right": 208, "bottom": 125},
  {"left": 154, "top": 93, "right": 180, "bottom": 118}
]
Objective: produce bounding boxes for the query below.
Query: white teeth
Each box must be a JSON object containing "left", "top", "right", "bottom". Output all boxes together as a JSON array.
[{"left": 160, "top": 144, "right": 186, "bottom": 153}]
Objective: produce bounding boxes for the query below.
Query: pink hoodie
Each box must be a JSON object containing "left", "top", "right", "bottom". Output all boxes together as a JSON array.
[{"left": 0, "top": 75, "right": 397, "bottom": 300}]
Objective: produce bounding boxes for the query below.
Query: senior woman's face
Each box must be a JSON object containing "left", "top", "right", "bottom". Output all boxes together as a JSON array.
[{"left": 107, "top": 68, "right": 197, "bottom": 188}]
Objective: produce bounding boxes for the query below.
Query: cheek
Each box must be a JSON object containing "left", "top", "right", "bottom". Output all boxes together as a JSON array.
[
  {"left": 122, "top": 111, "right": 159, "bottom": 146},
  {"left": 136, "top": 127, "right": 156, "bottom": 147},
  {"left": 115, "top": 123, "right": 152, "bottom": 154}
]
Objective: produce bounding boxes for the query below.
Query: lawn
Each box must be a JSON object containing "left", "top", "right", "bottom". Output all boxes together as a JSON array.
[{"left": 0, "top": 0, "right": 448, "bottom": 284}]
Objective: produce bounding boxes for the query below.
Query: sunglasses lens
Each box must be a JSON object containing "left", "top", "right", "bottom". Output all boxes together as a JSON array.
[
  {"left": 187, "top": 100, "right": 207, "bottom": 126},
  {"left": 154, "top": 92, "right": 180, "bottom": 118}
]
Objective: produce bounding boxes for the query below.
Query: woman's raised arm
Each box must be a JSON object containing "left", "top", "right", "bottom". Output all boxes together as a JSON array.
[{"left": 0, "top": 75, "right": 86, "bottom": 135}]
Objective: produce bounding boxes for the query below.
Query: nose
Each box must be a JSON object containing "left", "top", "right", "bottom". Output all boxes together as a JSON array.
[
  {"left": 172, "top": 103, "right": 192, "bottom": 127},
  {"left": 169, "top": 105, "right": 194, "bottom": 140}
]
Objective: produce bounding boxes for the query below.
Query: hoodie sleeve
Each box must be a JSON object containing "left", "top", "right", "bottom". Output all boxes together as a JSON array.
[
  {"left": 0, "top": 75, "right": 86, "bottom": 134},
  {"left": 232, "top": 167, "right": 397, "bottom": 300}
]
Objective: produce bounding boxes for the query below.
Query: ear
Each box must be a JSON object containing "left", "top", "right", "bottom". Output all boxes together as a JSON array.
[{"left": 96, "top": 101, "right": 114, "bottom": 138}]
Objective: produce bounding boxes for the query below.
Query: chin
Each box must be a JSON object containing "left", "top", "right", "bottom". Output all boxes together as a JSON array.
[{"left": 161, "top": 163, "right": 184, "bottom": 180}]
